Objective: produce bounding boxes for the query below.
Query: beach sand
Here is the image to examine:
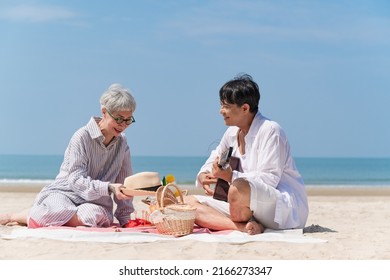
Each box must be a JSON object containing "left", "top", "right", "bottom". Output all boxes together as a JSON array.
[{"left": 1, "top": 184, "right": 390, "bottom": 260}]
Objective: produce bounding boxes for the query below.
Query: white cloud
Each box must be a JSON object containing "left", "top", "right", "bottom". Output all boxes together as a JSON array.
[
  {"left": 0, "top": 4, "right": 77, "bottom": 23},
  {"left": 161, "top": 1, "right": 390, "bottom": 46}
]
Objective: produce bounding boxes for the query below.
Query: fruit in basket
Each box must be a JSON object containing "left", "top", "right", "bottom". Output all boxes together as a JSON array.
[
  {"left": 166, "top": 174, "right": 181, "bottom": 197},
  {"left": 166, "top": 174, "right": 175, "bottom": 184}
]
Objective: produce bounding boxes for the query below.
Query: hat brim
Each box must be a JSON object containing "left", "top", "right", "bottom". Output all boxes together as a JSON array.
[{"left": 120, "top": 187, "right": 157, "bottom": 196}]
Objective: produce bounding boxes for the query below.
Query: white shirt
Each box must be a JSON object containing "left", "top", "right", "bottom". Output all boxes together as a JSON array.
[{"left": 196, "top": 112, "right": 308, "bottom": 228}]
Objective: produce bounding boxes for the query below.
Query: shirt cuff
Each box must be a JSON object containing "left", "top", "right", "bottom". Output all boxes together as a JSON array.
[
  {"left": 195, "top": 170, "right": 210, "bottom": 188},
  {"left": 100, "top": 182, "right": 110, "bottom": 196}
]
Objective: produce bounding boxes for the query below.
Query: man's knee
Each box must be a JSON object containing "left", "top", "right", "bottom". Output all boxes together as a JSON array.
[
  {"left": 228, "top": 179, "right": 252, "bottom": 222},
  {"left": 183, "top": 195, "right": 199, "bottom": 206},
  {"left": 227, "top": 178, "right": 251, "bottom": 204}
]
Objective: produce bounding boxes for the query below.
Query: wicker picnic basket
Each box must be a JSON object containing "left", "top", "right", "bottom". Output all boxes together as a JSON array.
[{"left": 149, "top": 183, "right": 196, "bottom": 237}]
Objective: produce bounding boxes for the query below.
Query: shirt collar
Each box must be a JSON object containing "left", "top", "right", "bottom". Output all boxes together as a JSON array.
[
  {"left": 86, "top": 117, "right": 104, "bottom": 140},
  {"left": 246, "top": 112, "right": 265, "bottom": 138}
]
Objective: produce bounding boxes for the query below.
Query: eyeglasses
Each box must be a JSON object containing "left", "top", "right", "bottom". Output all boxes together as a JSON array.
[{"left": 106, "top": 110, "right": 135, "bottom": 125}]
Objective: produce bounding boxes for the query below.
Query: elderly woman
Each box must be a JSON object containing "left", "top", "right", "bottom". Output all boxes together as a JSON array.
[{"left": 0, "top": 84, "right": 136, "bottom": 228}]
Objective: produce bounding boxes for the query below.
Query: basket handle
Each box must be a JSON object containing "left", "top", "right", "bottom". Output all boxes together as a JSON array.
[{"left": 159, "top": 183, "right": 184, "bottom": 208}]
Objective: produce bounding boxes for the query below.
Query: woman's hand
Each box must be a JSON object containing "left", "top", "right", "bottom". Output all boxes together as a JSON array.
[
  {"left": 198, "top": 172, "right": 217, "bottom": 196},
  {"left": 109, "top": 183, "right": 133, "bottom": 200}
]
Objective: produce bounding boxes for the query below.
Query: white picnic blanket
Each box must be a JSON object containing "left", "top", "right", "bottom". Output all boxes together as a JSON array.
[{"left": 0, "top": 226, "right": 327, "bottom": 244}]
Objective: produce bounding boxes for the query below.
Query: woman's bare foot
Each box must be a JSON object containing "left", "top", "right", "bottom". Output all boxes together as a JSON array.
[
  {"left": 245, "top": 219, "right": 264, "bottom": 235},
  {"left": 0, "top": 209, "right": 29, "bottom": 226},
  {"left": 0, "top": 213, "right": 11, "bottom": 225}
]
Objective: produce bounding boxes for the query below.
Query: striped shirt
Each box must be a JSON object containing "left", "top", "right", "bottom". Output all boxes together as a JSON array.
[{"left": 29, "top": 117, "right": 134, "bottom": 227}]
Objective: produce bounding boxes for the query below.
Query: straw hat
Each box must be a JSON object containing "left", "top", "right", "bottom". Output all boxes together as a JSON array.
[{"left": 120, "top": 172, "right": 161, "bottom": 196}]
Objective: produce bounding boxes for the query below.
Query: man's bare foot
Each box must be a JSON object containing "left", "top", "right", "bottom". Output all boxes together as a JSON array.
[
  {"left": 245, "top": 219, "right": 264, "bottom": 235},
  {"left": 0, "top": 213, "right": 11, "bottom": 225}
]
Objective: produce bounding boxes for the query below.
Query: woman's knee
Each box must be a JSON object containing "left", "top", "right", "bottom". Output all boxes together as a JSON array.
[{"left": 77, "top": 204, "right": 111, "bottom": 227}]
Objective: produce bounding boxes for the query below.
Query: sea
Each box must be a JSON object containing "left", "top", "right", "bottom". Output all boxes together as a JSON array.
[{"left": 1, "top": 155, "right": 390, "bottom": 188}]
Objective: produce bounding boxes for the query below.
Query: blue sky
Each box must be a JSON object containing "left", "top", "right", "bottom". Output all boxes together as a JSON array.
[{"left": 0, "top": 0, "right": 389, "bottom": 157}]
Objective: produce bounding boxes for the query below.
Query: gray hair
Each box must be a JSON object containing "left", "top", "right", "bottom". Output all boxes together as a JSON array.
[{"left": 100, "top": 83, "right": 136, "bottom": 113}]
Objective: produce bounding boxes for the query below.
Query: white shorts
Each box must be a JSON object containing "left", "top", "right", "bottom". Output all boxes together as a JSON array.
[{"left": 195, "top": 182, "right": 281, "bottom": 229}]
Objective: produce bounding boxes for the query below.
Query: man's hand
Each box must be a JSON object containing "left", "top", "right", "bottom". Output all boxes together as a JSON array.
[
  {"left": 198, "top": 172, "right": 217, "bottom": 196},
  {"left": 212, "top": 158, "right": 233, "bottom": 183}
]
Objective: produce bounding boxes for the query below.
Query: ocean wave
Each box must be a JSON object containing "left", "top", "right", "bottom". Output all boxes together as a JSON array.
[{"left": 0, "top": 179, "right": 54, "bottom": 185}]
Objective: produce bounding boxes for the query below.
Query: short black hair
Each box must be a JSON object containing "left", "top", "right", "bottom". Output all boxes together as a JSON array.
[{"left": 219, "top": 73, "right": 260, "bottom": 113}]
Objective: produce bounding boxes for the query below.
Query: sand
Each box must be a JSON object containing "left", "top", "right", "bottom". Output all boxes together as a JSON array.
[{"left": 1, "top": 184, "right": 390, "bottom": 260}]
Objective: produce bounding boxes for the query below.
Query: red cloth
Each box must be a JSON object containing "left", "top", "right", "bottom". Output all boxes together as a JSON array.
[
  {"left": 28, "top": 218, "right": 152, "bottom": 229},
  {"left": 123, "top": 218, "right": 152, "bottom": 228},
  {"left": 27, "top": 217, "right": 41, "bottom": 229}
]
